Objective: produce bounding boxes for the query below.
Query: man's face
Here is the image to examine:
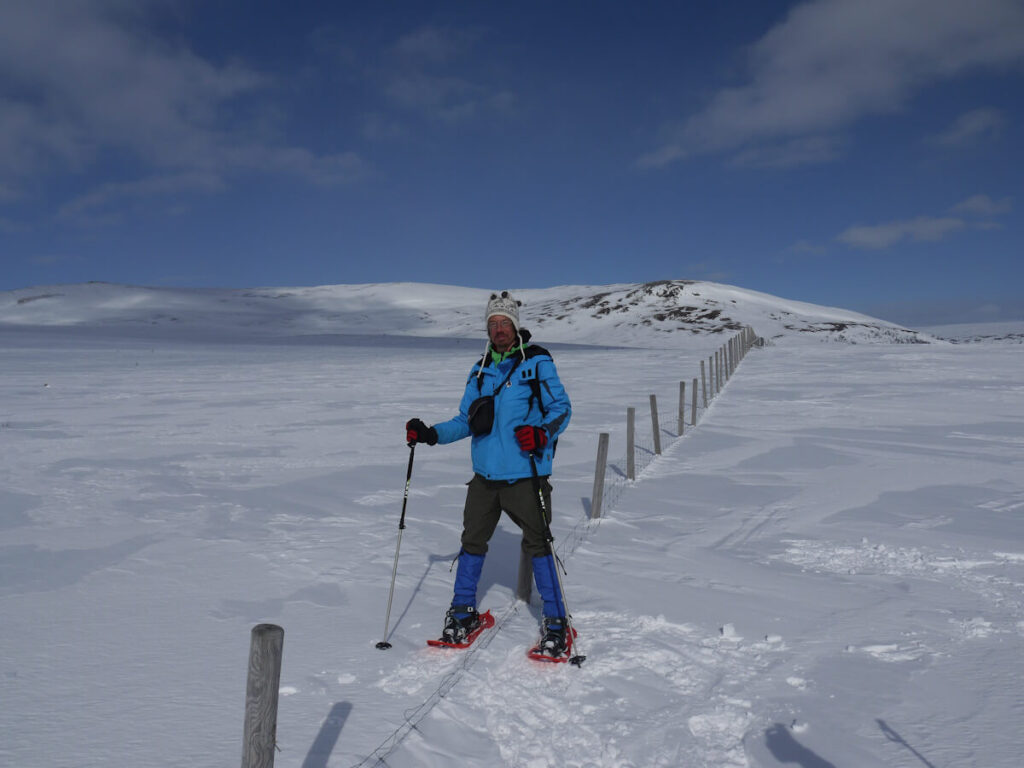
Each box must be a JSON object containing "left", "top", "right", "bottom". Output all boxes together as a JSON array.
[{"left": 487, "top": 316, "right": 516, "bottom": 352}]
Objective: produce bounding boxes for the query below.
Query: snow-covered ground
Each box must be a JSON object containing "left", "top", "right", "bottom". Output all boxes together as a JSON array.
[
  {"left": 2, "top": 286, "right": 1023, "bottom": 767},
  {"left": 922, "top": 321, "right": 1024, "bottom": 344}
]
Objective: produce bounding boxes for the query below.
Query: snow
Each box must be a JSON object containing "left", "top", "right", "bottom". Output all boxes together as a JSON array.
[
  {"left": 2, "top": 282, "right": 1023, "bottom": 767},
  {"left": 0, "top": 279, "right": 932, "bottom": 346}
]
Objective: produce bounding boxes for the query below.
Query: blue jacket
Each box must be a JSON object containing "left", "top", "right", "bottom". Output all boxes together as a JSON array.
[{"left": 434, "top": 342, "right": 571, "bottom": 481}]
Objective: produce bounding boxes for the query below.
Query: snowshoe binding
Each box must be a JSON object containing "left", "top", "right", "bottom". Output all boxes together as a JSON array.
[
  {"left": 527, "top": 616, "right": 579, "bottom": 663},
  {"left": 427, "top": 606, "right": 494, "bottom": 649}
]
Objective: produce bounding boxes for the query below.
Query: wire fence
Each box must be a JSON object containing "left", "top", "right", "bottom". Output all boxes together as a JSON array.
[{"left": 590, "top": 325, "right": 758, "bottom": 519}]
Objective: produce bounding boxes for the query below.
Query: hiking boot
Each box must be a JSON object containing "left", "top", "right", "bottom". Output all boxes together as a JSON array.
[
  {"left": 539, "top": 616, "right": 568, "bottom": 657},
  {"left": 441, "top": 606, "right": 479, "bottom": 644}
]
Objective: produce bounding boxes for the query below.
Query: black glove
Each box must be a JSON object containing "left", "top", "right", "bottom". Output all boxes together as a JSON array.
[{"left": 406, "top": 418, "right": 438, "bottom": 446}]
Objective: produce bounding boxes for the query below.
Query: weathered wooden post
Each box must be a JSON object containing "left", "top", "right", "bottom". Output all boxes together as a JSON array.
[
  {"left": 242, "top": 624, "right": 284, "bottom": 768},
  {"left": 649, "top": 394, "right": 662, "bottom": 455},
  {"left": 691, "top": 377, "right": 698, "bottom": 426},
  {"left": 626, "top": 407, "right": 636, "bottom": 481},
  {"left": 517, "top": 549, "right": 532, "bottom": 603},
  {"left": 700, "top": 359, "right": 708, "bottom": 407},
  {"left": 677, "top": 381, "right": 686, "bottom": 435},
  {"left": 708, "top": 355, "right": 714, "bottom": 398},
  {"left": 591, "top": 432, "right": 610, "bottom": 518}
]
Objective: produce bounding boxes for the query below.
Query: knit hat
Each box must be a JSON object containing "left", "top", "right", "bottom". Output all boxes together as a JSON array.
[{"left": 485, "top": 290, "right": 521, "bottom": 330}]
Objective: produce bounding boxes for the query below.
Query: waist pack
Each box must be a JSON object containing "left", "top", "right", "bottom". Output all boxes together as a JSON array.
[
  {"left": 467, "top": 395, "right": 495, "bottom": 436},
  {"left": 468, "top": 357, "right": 522, "bottom": 436}
]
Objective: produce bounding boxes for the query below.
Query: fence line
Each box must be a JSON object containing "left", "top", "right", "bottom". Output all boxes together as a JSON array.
[{"left": 591, "top": 325, "right": 759, "bottom": 519}]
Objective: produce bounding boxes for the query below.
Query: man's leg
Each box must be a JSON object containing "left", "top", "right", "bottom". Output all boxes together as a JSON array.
[
  {"left": 501, "top": 477, "right": 565, "bottom": 618},
  {"left": 453, "top": 475, "right": 502, "bottom": 612}
]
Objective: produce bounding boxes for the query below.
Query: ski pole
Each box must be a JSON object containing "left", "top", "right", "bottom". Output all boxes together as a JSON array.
[
  {"left": 376, "top": 443, "right": 416, "bottom": 650},
  {"left": 529, "top": 454, "right": 586, "bottom": 666}
]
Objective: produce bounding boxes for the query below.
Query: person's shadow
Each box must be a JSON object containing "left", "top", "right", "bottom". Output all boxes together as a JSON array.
[
  {"left": 386, "top": 523, "right": 527, "bottom": 641},
  {"left": 764, "top": 724, "right": 836, "bottom": 768}
]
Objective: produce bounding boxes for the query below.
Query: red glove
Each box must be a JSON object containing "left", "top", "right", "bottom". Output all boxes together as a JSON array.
[{"left": 514, "top": 425, "right": 548, "bottom": 453}]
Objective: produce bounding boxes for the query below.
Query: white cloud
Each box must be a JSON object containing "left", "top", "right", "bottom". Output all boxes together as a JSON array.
[
  {"left": 391, "top": 26, "right": 474, "bottom": 64},
  {"left": 929, "top": 108, "right": 1007, "bottom": 145},
  {"left": 0, "top": 1, "right": 365, "bottom": 214},
  {"left": 837, "top": 216, "right": 966, "bottom": 249},
  {"left": 950, "top": 194, "right": 1013, "bottom": 217},
  {"left": 836, "top": 192, "right": 1013, "bottom": 250},
  {"left": 636, "top": 144, "right": 689, "bottom": 170},
  {"left": 642, "top": 0, "right": 1024, "bottom": 168},
  {"left": 789, "top": 240, "right": 828, "bottom": 256},
  {"left": 361, "top": 113, "right": 410, "bottom": 142},
  {"left": 385, "top": 72, "right": 483, "bottom": 114},
  {"left": 730, "top": 135, "right": 846, "bottom": 169},
  {"left": 377, "top": 25, "right": 514, "bottom": 124},
  {"left": 57, "top": 172, "right": 227, "bottom": 226}
]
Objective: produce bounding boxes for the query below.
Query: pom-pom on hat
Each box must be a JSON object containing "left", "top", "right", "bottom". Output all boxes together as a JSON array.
[{"left": 485, "top": 290, "right": 522, "bottom": 330}]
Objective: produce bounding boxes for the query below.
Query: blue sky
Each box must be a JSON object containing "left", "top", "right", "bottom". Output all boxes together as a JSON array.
[{"left": 1, "top": 0, "right": 1022, "bottom": 325}]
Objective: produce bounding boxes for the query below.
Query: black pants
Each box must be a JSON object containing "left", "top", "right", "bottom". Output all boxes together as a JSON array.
[{"left": 461, "top": 474, "right": 553, "bottom": 558}]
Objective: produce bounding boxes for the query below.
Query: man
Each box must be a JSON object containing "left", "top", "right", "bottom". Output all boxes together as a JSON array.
[{"left": 405, "top": 290, "right": 573, "bottom": 657}]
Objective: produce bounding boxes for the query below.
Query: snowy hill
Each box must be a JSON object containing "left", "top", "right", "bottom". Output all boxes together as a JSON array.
[{"left": 0, "top": 279, "right": 932, "bottom": 346}]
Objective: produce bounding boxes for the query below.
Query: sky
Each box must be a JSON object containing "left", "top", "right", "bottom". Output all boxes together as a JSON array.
[{"left": 1, "top": 0, "right": 1022, "bottom": 325}]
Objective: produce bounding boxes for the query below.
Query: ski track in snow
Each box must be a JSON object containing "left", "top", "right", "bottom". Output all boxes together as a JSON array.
[{"left": 386, "top": 611, "right": 779, "bottom": 768}]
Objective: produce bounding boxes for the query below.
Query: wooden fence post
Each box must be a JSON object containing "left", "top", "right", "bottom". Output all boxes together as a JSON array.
[
  {"left": 242, "top": 624, "right": 284, "bottom": 768},
  {"left": 677, "top": 381, "right": 686, "bottom": 435},
  {"left": 516, "top": 550, "right": 533, "bottom": 603},
  {"left": 691, "top": 377, "right": 698, "bottom": 426},
  {"left": 649, "top": 394, "right": 662, "bottom": 455},
  {"left": 626, "top": 407, "right": 635, "bottom": 481},
  {"left": 700, "top": 359, "right": 708, "bottom": 407},
  {"left": 591, "top": 432, "right": 610, "bottom": 518}
]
